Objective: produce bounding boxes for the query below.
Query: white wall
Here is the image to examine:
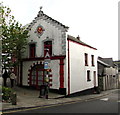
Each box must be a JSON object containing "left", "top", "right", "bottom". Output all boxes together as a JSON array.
[
  {"left": 50, "top": 60, "right": 60, "bottom": 89},
  {"left": 105, "top": 67, "right": 118, "bottom": 76},
  {"left": 69, "top": 41, "right": 98, "bottom": 94},
  {"left": 22, "top": 61, "right": 37, "bottom": 86}
]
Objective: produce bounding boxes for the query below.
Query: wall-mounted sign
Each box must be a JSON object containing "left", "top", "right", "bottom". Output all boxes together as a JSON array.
[{"left": 44, "top": 62, "right": 49, "bottom": 69}]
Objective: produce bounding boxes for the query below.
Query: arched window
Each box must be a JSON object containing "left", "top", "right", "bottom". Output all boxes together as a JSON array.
[{"left": 30, "top": 64, "right": 44, "bottom": 88}]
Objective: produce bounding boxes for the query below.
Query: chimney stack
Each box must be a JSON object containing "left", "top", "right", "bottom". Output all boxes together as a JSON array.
[{"left": 77, "top": 35, "right": 80, "bottom": 40}]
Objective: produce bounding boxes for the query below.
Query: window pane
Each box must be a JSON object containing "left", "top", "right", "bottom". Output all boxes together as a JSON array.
[
  {"left": 44, "top": 41, "right": 52, "bottom": 56},
  {"left": 91, "top": 55, "right": 94, "bottom": 66},
  {"left": 85, "top": 53, "right": 88, "bottom": 66},
  {"left": 87, "top": 70, "right": 90, "bottom": 81},
  {"left": 29, "top": 44, "right": 36, "bottom": 58}
]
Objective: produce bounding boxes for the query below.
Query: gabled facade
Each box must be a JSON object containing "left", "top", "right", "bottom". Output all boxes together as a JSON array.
[{"left": 17, "top": 9, "right": 98, "bottom": 95}]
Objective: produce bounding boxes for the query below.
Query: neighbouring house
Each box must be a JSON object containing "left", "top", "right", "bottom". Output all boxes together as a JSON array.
[
  {"left": 16, "top": 9, "right": 98, "bottom": 95},
  {"left": 114, "top": 60, "right": 120, "bottom": 87},
  {"left": 98, "top": 57, "right": 118, "bottom": 91}
]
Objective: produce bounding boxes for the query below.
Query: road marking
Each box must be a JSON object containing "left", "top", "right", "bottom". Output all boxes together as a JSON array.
[
  {"left": 100, "top": 98, "right": 109, "bottom": 101},
  {"left": 117, "top": 100, "right": 120, "bottom": 103}
]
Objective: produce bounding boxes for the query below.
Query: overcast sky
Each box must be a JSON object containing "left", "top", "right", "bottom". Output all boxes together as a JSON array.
[{"left": 1, "top": 0, "right": 119, "bottom": 60}]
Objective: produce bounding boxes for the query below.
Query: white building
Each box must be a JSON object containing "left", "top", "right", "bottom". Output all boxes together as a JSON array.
[{"left": 17, "top": 9, "right": 98, "bottom": 95}]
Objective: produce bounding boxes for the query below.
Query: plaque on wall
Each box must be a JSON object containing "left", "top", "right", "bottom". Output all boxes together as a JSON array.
[{"left": 35, "top": 25, "right": 45, "bottom": 38}]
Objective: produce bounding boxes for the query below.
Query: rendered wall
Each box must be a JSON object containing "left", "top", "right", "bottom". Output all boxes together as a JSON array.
[
  {"left": 22, "top": 19, "right": 66, "bottom": 59},
  {"left": 69, "top": 40, "right": 98, "bottom": 94}
]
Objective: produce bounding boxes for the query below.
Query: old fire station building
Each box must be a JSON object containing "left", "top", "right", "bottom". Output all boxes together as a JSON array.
[{"left": 18, "top": 9, "right": 98, "bottom": 95}]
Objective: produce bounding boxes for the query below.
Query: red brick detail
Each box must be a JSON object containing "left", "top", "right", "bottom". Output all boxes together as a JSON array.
[
  {"left": 49, "top": 84, "right": 52, "bottom": 87},
  {"left": 49, "top": 75, "right": 52, "bottom": 77},
  {"left": 49, "top": 79, "right": 52, "bottom": 82}
]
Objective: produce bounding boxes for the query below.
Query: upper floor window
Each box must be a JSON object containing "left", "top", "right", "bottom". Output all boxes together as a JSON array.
[
  {"left": 91, "top": 55, "right": 94, "bottom": 66},
  {"left": 44, "top": 41, "right": 52, "bottom": 57},
  {"left": 85, "top": 53, "right": 88, "bottom": 66},
  {"left": 29, "top": 43, "right": 36, "bottom": 58}
]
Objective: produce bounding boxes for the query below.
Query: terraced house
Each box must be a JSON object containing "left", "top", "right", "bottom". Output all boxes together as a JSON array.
[{"left": 17, "top": 9, "right": 98, "bottom": 95}]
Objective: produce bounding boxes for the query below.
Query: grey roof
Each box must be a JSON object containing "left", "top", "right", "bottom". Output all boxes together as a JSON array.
[
  {"left": 97, "top": 59, "right": 110, "bottom": 67},
  {"left": 98, "top": 57, "right": 114, "bottom": 67},
  {"left": 67, "top": 35, "right": 97, "bottom": 50}
]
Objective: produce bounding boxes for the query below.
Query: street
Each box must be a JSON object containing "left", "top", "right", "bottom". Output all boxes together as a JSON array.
[{"left": 3, "top": 89, "right": 119, "bottom": 114}]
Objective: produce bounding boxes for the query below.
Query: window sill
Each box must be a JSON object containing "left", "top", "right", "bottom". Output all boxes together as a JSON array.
[
  {"left": 85, "top": 64, "right": 88, "bottom": 66},
  {"left": 87, "top": 80, "right": 91, "bottom": 82}
]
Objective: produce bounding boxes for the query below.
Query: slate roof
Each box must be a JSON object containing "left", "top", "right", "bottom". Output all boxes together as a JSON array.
[
  {"left": 67, "top": 35, "right": 97, "bottom": 50},
  {"left": 97, "top": 59, "right": 110, "bottom": 67},
  {"left": 98, "top": 57, "right": 114, "bottom": 67}
]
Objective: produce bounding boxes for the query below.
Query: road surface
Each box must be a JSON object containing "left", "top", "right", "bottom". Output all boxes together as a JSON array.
[{"left": 3, "top": 89, "right": 120, "bottom": 114}]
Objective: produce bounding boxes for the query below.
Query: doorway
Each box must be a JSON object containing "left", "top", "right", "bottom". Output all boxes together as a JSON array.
[{"left": 30, "top": 64, "right": 45, "bottom": 89}]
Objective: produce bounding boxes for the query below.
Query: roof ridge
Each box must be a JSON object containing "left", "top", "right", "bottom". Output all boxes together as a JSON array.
[{"left": 67, "top": 35, "right": 97, "bottom": 50}]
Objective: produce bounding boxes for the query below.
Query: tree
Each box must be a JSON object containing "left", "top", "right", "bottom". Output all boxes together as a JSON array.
[{"left": 0, "top": 2, "right": 29, "bottom": 69}]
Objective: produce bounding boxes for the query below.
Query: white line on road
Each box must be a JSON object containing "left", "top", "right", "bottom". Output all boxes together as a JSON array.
[
  {"left": 117, "top": 100, "right": 120, "bottom": 103},
  {"left": 100, "top": 98, "right": 109, "bottom": 101}
]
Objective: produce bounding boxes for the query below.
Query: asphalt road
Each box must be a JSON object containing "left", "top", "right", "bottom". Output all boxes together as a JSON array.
[{"left": 3, "top": 89, "right": 120, "bottom": 114}]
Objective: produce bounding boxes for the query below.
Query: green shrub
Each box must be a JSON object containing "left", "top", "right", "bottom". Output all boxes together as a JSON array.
[{"left": 2, "top": 86, "right": 13, "bottom": 101}]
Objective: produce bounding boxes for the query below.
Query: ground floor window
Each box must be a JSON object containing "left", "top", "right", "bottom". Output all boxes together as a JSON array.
[{"left": 87, "top": 70, "right": 91, "bottom": 81}]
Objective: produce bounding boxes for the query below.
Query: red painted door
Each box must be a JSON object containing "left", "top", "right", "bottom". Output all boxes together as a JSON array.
[{"left": 31, "top": 69, "right": 45, "bottom": 89}]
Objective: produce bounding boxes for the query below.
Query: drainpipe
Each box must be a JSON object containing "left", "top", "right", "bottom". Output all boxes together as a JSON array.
[{"left": 68, "top": 39, "right": 70, "bottom": 96}]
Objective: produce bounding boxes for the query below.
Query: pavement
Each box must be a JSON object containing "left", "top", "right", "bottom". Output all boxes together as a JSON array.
[{"left": 1, "top": 78, "right": 119, "bottom": 113}]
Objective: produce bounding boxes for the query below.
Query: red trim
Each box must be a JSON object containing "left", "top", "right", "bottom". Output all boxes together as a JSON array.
[
  {"left": 59, "top": 59, "right": 64, "bottom": 88},
  {"left": 23, "top": 57, "right": 44, "bottom": 61},
  {"left": 22, "top": 56, "right": 65, "bottom": 61},
  {"left": 51, "top": 56, "right": 66, "bottom": 60},
  {"left": 68, "top": 40, "right": 70, "bottom": 95},
  {"left": 49, "top": 75, "right": 52, "bottom": 77},
  {"left": 49, "top": 79, "right": 52, "bottom": 82},
  {"left": 68, "top": 38, "right": 97, "bottom": 50},
  {"left": 49, "top": 84, "right": 52, "bottom": 87}
]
